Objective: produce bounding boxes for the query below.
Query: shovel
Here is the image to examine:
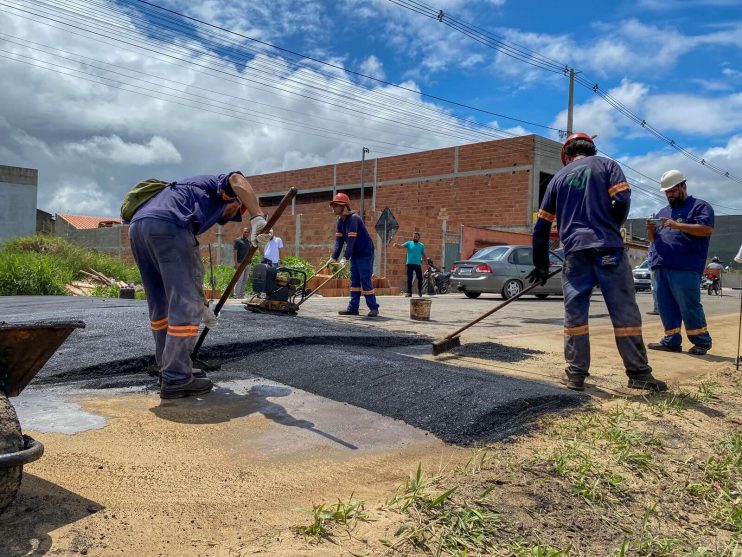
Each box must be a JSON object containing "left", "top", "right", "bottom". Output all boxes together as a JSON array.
[{"left": 431, "top": 267, "right": 562, "bottom": 355}]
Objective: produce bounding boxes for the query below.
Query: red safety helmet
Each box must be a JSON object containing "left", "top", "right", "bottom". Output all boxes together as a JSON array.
[
  {"left": 329, "top": 192, "right": 351, "bottom": 210},
  {"left": 561, "top": 132, "right": 595, "bottom": 165}
]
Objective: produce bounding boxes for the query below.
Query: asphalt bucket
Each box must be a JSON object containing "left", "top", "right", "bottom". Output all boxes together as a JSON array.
[{"left": 410, "top": 298, "right": 432, "bottom": 321}]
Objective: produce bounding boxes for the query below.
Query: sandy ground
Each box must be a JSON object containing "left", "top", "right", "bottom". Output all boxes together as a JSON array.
[{"left": 1, "top": 290, "right": 739, "bottom": 555}]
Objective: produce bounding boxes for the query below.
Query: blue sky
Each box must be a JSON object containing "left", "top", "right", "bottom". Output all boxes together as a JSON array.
[{"left": 1, "top": 0, "right": 741, "bottom": 217}]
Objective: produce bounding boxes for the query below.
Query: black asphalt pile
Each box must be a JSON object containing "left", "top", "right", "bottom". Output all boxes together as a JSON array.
[
  {"left": 219, "top": 345, "right": 584, "bottom": 445},
  {"left": 2, "top": 297, "right": 584, "bottom": 445},
  {"left": 0, "top": 297, "right": 425, "bottom": 383},
  {"left": 451, "top": 341, "right": 545, "bottom": 362}
]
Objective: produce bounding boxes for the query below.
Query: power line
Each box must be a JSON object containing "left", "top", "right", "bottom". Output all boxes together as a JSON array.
[
  {"left": 0, "top": 1, "right": 739, "bottom": 215},
  {"left": 387, "top": 0, "right": 742, "bottom": 186}
]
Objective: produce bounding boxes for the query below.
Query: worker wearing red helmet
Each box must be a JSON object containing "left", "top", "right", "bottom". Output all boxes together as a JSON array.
[
  {"left": 329, "top": 192, "right": 380, "bottom": 317},
  {"left": 529, "top": 133, "right": 666, "bottom": 392}
]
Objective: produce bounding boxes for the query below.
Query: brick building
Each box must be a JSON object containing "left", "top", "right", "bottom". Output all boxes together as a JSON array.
[
  {"left": 69, "top": 135, "right": 565, "bottom": 287},
  {"left": 199, "top": 134, "right": 563, "bottom": 287}
]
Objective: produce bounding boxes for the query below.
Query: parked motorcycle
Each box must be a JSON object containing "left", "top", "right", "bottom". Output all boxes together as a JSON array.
[
  {"left": 702, "top": 273, "right": 722, "bottom": 296},
  {"left": 422, "top": 257, "right": 451, "bottom": 295}
]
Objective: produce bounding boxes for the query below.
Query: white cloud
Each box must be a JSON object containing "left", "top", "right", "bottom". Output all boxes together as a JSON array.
[
  {"left": 64, "top": 136, "right": 182, "bottom": 165},
  {"left": 359, "top": 55, "right": 386, "bottom": 81},
  {"left": 0, "top": 2, "right": 510, "bottom": 216},
  {"left": 621, "top": 135, "right": 742, "bottom": 217}
]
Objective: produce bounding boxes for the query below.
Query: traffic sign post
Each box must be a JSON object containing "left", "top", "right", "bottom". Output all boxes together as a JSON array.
[{"left": 375, "top": 208, "right": 399, "bottom": 278}]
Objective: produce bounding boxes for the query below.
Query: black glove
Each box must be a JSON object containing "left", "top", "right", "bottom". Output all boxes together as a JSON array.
[{"left": 526, "top": 266, "right": 549, "bottom": 286}]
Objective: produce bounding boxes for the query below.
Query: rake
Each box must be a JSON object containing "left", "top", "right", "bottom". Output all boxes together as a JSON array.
[{"left": 431, "top": 267, "right": 563, "bottom": 355}]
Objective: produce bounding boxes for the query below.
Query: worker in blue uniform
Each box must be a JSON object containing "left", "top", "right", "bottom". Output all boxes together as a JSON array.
[
  {"left": 328, "top": 192, "right": 380, "bottom": 317},
  {"left": 128, "top": 172, "right": 267, "bottom": 399},
  {"left": 529, "top": 133, "right": 666, "bottom": 392}
]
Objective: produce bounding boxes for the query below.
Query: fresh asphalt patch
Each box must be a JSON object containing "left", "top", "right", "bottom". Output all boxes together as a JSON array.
[{"left": 2, "top": 297, "right": 585, "bottom": 445}]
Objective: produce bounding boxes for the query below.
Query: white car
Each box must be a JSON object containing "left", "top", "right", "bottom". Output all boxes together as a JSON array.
[{"left": 632, "top": 259, "right": 651, "bottom": 291}]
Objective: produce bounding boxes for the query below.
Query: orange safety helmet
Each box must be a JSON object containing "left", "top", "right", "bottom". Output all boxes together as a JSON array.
[
  {"left": 561, "top": 132, "right": 595, "bottom": 165},
  {"left": 329, "top": 192, "right": 352, "bottom": 210}
]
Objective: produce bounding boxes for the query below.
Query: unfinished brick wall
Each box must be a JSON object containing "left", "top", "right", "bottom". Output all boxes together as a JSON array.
[{"left": 87, "top": 136, "right": 554, "bottom": 288}]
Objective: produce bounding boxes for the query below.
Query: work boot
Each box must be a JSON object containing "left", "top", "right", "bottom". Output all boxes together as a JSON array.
[
  {"left": 160, "top": 377, "right": 214, "bottom": 399},
  {"left": 367, "top": 308, "right": 379, "bottom": 317},
  {"left": 561, "top": 371, "right": 586, "bottom": 392},
  {"left": 688, "top": 345, "right": 711, "bottom": 356},
  {"left": 418, "top": 292, "right": 423, "bottom": 297},
  {"left": 157, "top": 368, "right": 206, "bottom": 387},
  {"left": 338, "top": 309, "right": 359, "bottom": 316},
  {"left": 648, "top": 342, "right": 681, "bottom": 353},
  {"left": 627, "top": 374, "right": 668, "bottom": 392},
  {"left": 646, "top": 310, "right": 659, "bottom": 316}
]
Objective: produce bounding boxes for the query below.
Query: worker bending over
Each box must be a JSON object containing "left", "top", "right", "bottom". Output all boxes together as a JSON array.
[{"left": 128, "top": 172, "right": 267, "bottom": 399}]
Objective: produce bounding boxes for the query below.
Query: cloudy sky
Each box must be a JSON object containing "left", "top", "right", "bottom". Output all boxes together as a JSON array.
[{"left": 1, "top": 0, "right": 741, "bottom": 218}]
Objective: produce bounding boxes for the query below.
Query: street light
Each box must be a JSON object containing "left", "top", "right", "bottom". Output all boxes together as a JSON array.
[{"left": 360, "top": 147, "right": 370, "bottom": 221}]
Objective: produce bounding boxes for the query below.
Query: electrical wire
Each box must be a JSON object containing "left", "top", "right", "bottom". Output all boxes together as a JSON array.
[
  {"left": 0, "top": 0, "right": 739, "bottom": 214},
  {"left": 386, "top": 0, "right": 742, "bottom": 185}
]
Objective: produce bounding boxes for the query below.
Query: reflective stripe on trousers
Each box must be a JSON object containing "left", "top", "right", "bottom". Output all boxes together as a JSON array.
[
  {"left": 562, "top": 249, "right": 651, "bottom": 377},
  {"left": 129, "top": 218, "right": 205, "bottom": 383},
  {"left": 348, "top": 253, "right": 379, "bottom": 311},
  {"left": 653, "top": 267, "right": 712, "bottom": 348}
]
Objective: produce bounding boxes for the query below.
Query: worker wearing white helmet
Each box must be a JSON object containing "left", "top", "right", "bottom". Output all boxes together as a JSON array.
[{"left": 646, "top": 170, "right": 715, "bottom": 355}]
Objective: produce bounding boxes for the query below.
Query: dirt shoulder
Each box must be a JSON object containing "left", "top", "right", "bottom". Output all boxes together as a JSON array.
[{"left": 1, "top": 296, "right": 740, "bottom": 556}]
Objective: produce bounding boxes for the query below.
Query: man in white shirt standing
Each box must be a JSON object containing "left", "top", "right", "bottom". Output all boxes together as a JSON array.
[{"left": 262, "top": 229, "right": 283, "bottom": 265}]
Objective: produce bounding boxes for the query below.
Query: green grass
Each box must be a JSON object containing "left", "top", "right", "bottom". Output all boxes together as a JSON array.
[
  {"left": 0, "top": 234, "right": 140, "bottom": 295},
  {"left": 293, "top": 493, "right": 368, "bottom": 540},
  {"left": 0, "top": 250, "right": 73, "bottom": 295},
  {"left": 382, "top": 464, "right": 502, "bottom": 555}
]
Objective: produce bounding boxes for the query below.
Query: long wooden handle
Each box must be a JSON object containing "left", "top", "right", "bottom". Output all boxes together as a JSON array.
[
  {"left": 297, "top": 264, "right": 346, "bottom": 306},
  {"left": 444, "top": 268, "right": 562, "bottom": 341},
  {"left": 192, "top": 187, "right": 298, "bottom": 357}
]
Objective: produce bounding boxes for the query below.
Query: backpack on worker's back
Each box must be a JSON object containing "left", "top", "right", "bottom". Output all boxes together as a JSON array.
[{"left": 120, "top": 178, "right": 171, "bottom": 222}]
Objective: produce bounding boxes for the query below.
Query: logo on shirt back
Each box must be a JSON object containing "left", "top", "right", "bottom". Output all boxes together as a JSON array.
[{"left": 565, "top": 165, "right": 592, "bottom": 191}]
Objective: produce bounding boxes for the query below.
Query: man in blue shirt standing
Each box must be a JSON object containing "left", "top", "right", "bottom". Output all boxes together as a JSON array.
[
  {"left": 646, "top": 170, "right": 715, "bottom": 355},
  {"left": 393, "top": 232, "right": 426, "bottom": 297},
  {"left": 128, "top": 172, "right": 267, "bottom": 399},
  {"left": 529, "top": 132, "right": 665, "bottom": 392},
  {"left": 329, "top": 192, "right": 380, "bottom": 317}
]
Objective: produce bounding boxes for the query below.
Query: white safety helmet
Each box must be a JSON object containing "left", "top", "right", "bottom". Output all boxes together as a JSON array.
[{"left": 660, "top": 169, "right": 686, "bottom": 192}]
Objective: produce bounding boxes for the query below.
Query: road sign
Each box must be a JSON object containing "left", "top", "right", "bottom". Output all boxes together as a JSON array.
[{"left": 374, "top": 207, "right": 399, "bottom": 246}]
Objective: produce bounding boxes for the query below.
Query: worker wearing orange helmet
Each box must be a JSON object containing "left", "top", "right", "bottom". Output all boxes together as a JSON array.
[
  {"left": 329, "top": 192, "right": 379, "bottom": 317},
  {"left": 529, "top": 133, "right": 665, "bottom": 392}
]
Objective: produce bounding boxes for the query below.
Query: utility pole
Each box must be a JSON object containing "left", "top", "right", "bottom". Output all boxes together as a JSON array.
[
  {"left": 360, "top": 146, "right": 369, "bottom": 221},
  {"left": 567, "top": 68, "right": 576, "bottom": 135}
]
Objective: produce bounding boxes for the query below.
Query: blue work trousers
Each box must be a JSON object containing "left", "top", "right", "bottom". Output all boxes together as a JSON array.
[
  {"left": 653, "top": 267, "right": 712, "bottom": 349},
  {"left": 129, "top": 218, "right": 205, "bottom": 384},
  {"left": 563, "top": 249, "right": 652, "bottom": 377},
  {"left": 348, "top": 253, "right": 379, "bottom": 311}
]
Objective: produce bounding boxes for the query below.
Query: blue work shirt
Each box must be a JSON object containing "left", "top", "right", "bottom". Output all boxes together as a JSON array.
[
  {"left": 534, "top": 155, "right": 630, "bottom": 259},
  {"left": 332, "top": 213, "right": 374, "bottom": 260},
  {"left": 402, "top": 241, "right": 425, "bottom": 265},
  {"left": 649, "top": 196, "right": 714, "bottom": 275},
  {"left": 131, "top": 172, "right": 243, "bottom": 235}
]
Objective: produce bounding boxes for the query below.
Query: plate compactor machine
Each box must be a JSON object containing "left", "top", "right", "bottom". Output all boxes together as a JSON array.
[{"left": 243, "top": 262, "right": 308, "bottom": 315}]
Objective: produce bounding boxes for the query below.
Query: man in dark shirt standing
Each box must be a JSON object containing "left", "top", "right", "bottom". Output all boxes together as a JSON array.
[
  {"left": 647, "top": 170, "right": 715, "bottom": 355},
  {"left": 529, "top": 133, "right": 666, "bottom": 392},
  {"left": 233, "top": 227, "right": 252, "bottom": 299}
]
